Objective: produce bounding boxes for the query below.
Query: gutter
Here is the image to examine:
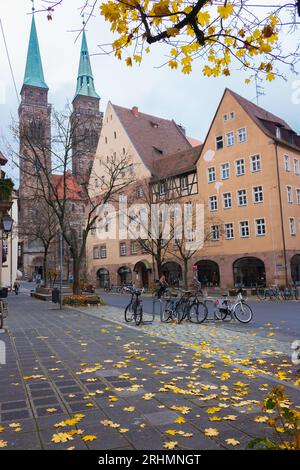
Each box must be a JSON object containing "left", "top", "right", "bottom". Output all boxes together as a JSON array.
[{"left": 274, "top": 140, "right": 288, "bottom": 285}]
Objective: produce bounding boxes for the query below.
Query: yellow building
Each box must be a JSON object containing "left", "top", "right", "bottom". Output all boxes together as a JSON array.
[
  {"left": 193, "top": 88, "right": 300, "bottom": 288},
  {"left": 87, "top": 89, "right": 300, "bottom": 290}
]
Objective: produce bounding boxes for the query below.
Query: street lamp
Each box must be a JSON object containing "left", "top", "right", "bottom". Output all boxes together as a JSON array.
[{"left": 2, "top": 214, "right": 13, "bottom": 234}]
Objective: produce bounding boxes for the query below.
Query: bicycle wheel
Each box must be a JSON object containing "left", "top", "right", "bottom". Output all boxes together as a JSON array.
[
  {"left": 175, "top": 302, "right": 186, "bottom": 323},
  {"left": 124, "top": 303, "right": 134, "bottom": 322},
  {"left": 0, "top": 313, "right": 3, "bottom": 329},
  {"left": 161, "top": 300, "right": 173, "bottom": 323},
  {"left": 188, "top": 302, "right": 208, "bottom": 324},
  {"left": 234, "top": 302, "right": 253, "bottom": 323},
  {"left": 134, "top": 305, "right": 143, "bottom": 326}
]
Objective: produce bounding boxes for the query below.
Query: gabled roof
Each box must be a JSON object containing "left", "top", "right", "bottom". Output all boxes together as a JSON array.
[
  {"left": 23, "top": 17, "right": 48, "bottom": 90},
  {"left": 51, "top": 173, "right": 82, "bottom": 201},
  {"left": 112, "top": 104, "right": 192, "bottom": 174},
  {"left": 228, "top": 89, "right": 300, "bottom": 151},
  {"left": 151, "top": 145, "right": 202, "bottom": 180}
]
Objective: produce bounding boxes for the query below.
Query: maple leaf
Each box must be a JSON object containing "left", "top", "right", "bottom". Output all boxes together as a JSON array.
[
  {"left": 225, "top": 438, "right": 240, "bottom": 446},
  {"left": 174, "top": 416, "right": 186, "bottom": 424},
  {"left": 9, "top": 423, "right": 21, "bottom": 428},
  {"left": 123, "top": 406, "right": 135, "bottom": 412},
  {"left": 46, "top": 408, "right": 57, "bottom": 413},
  {"left": 82, "top": 435, "right": 97, "bottom": 442},
  {"left": 163, "top": 441, "right": 178, "bottom": 449},
  {"left": 0, "top": 440, "right": 8, "bottom": 448},
  {"left": 51, "top": 433, "right": 74, "bottom": 443},
  {"left": 204, "top": 428, "right": 219, "bottom": 437}
]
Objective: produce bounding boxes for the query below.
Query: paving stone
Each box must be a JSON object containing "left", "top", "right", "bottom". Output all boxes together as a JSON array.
[{"left": 143, "top": 410, "right": 179, "bottom": 426}]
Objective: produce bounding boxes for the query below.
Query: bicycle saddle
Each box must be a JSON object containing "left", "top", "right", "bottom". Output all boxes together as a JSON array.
[
  {"left": 222, "top": 292, "right": 229, "bottom": 297},
  {"left": 134, "top": 290, "right": 142, "bottom": 296}
]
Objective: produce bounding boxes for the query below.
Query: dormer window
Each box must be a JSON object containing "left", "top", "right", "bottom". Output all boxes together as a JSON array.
[
  {"left": 276, "top": 127, "right": 281, "bottom": 139},
  {"left": 150, "top": 121, "right": 159, "bottom": 128}
]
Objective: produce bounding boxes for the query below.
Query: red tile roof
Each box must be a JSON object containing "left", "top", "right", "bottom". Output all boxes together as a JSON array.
[
  {"left": 112, "top": 103, "right": 192, "bottom": 174},
  {"left": 151, "top": 145, "right": 202, "bottom": 180},
  {"left": 228, "top": 89, "right": 300, "bottom": 150},
  {"left": 51, "top": 173, "right": 82, "bottom": 200}
]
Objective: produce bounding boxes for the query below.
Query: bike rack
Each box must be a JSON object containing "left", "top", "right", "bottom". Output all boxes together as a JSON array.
[{"left": 149, "top": 298, "right": 163, "bottom": 323}]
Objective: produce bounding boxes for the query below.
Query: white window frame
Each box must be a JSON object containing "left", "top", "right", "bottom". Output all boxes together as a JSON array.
[
  {"left": 216, "top": 135, "right": 224, "bottom": 150},
  {"left": 120, "top": 242, "right": 127, "bottom": 256},
  {"left": 209, "top": 195, "right": 218, "bottom": 211},
  {"left": 100, "top": 245, "right": 107, "bottom": 259},
  {"left": 253, "top": 185, "right": 264, "bottom": 204},
  {"left": 93, "top": 246, "right": 100, "bottom": 260},
  {"left": 289, "top": 217, "right": 296, "bottom": 236},
  {"left": 226, "top": 131, "right": 234, "bottom": 147},
  {"left": 223, "top": 192, "right": 232, "bottom": 209},
  {"left": 221, "top": 162, "right": 230, "bottom": 180},
  {"left": 225, "top": 223, "right": 234, "bottom": 240},
  {"left": 211, "top": 225, "right": 220, "bottom": 241},
  {"left": 294, "top": 159, "right": 299, "bottom": 175},
  {"left": 223, "top": 114, "right": 228, "bottom": 122},
  {"left": 240, "top": 220, "right": 250, "bottom": 238},
  {"left": 296, "top": 188, "right": 300, "bottom": 205},
  {"left": 287, "top": 185, "right": 293, "bottom": 204},
  {"left": 237, "top": 189, "right": 247, "bottom": 206},
  {"left": 208, "top": 167, "right": 216, "bottom": 183},
  {"left": 250, "top": 154, "right": 261, "bottom": 172},
  {"left": 235, "top": 158, "right": 245, "bottom": 176},
  {"left": 284, "top": 155, "right": 290, "bottom": 172},
  {"left": 255, "top": 218, "right": 266, "bottom": 236},
  {"left": 237, "top": 127, "right": 247, "bottom": 143},
  {"left": 180, "top": 175, "right": 188, "bottom": 190}
]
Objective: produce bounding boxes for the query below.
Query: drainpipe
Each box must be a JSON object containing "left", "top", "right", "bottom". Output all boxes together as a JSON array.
[{"left": 274, "top": 141, "right": 288, "bottom": 285}]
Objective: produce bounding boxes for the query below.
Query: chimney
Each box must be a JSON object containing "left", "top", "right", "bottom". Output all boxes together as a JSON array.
[{"left": 131, "top": 106, "right": 139, "bottom": 117}]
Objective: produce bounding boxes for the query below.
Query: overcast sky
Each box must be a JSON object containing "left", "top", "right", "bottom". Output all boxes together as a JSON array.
[{"left": 1, "top": 1, "right": 300, "bottom": 183}]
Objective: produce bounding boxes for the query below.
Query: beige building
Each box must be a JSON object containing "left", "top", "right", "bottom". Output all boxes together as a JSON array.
[
  {"left": 87, "top": 102, "right": 196, "bottom": 288},
  {"left": 87, "top": 89, "right": 300, "bottom": 290}
]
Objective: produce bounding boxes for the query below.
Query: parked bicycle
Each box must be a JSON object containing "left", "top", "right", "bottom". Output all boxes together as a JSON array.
[
  {"left": 213, "top": 291, "right": 253, "bottom": 323},
  {"left": 0, "top": 288, "right": 9, "bottom": 329},
  {"left": 256, "top": 284, "right": 298, "bottom": 301},
  {"left": 161, "top": 289, "right": 208, "bottom": 324},
  {"left": 124, "top": 287, "right": 144, "bottom": 326}
]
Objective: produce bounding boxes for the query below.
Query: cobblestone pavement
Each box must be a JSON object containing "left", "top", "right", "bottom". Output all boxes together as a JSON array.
[{"left": 0, "top": 294, "right": 299, "bottom": 451}]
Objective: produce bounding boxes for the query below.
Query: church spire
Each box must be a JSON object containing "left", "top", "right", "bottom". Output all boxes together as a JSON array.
[
  {"left": 23, "top": 16, "right": 48, "bottom": 89},
  {"left": 74, "top": 30, "right": 100, "bottom": 99}
]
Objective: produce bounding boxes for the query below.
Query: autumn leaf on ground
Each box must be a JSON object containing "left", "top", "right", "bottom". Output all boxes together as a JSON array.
[
  {"left": 0, "top": 440, "right": 8, "bottom": 448},
  {"left": 204, "top": 428, "right": 219, "bottom": 437},
  {"left": 46, "top": 408, "right": 57, "bottom": 413},
  {"left": 163, "top": 441, "right": 178, "bottom": 449},
  {"left": 225, "top": 438, "right": 240, "bottom": 446},
  {"left": 123, "top": 406, "right": 135, "bottom": 412},
  {"left": 0, "top": 426, "right": 4, "bottom": 433},
  {"left": 254, "top": 416, "right": 269, "bottom": 423},
  {"left": 51, "top": 433, "right": 74, "bottom": 443},
  {"left": 142, "top": 393, "right": 155, "bottom": 400},
  {"left": 9, "top": 423, "right": 21, "bottom": 428},
  {"left": 82, "top": 435, "right": 97, "bottom": 442},
  {"left": 174, "top": 416, "right": 186, "bottom": 424}
]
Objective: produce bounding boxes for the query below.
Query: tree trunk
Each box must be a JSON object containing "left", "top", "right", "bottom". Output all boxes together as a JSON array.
[
  {"left": 42, "top": 245, "right": 49, "bottom": 288},
  {"left": 72, "top": 258, "right": 81, "bottom": 295},
  {"left": 183, "top": 258, "right": 188, "bottom": 290}
]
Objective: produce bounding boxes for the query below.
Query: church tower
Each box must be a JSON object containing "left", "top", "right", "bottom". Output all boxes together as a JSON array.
[
  {"left": 71, "top": 30, "right": 102, "bottom": 180},
  {"left": 18, "top": 16, "right": 51, "bottom": 277}
]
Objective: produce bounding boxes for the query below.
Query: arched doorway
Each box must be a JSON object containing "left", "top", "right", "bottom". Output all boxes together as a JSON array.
[
  {"left": 134, "top": 260, "right": 151, "bottom": 288},
  {"left": 233, "top": 257, "right": 266, "bottom": 287},
  {"left": 291, "top": 255, "right": 300, "bottom": 285},
  {"left": 118, "top": 266, "right": 132, "bottom": 286},
  {"left": 195, "top": 260, "right": 220, "bottom": 286},
  {"left": 162, "top": 262, "right": 182, "bottom": 287},
  {"left": 97, "top": 268, "right": 110, "bottom": 288}
]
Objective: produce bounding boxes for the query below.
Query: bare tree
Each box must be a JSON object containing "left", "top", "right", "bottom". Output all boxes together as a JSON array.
[
  {"left": 18, "top": 197, "right": 58, "bottom": 287},
  {"left": 11, "top": 106, "right": 133, "bottom": 294}
]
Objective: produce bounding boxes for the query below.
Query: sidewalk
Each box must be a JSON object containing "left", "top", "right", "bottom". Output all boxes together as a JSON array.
[{"left": 0, "top": 294, "right": 299, "bottom": 450}]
